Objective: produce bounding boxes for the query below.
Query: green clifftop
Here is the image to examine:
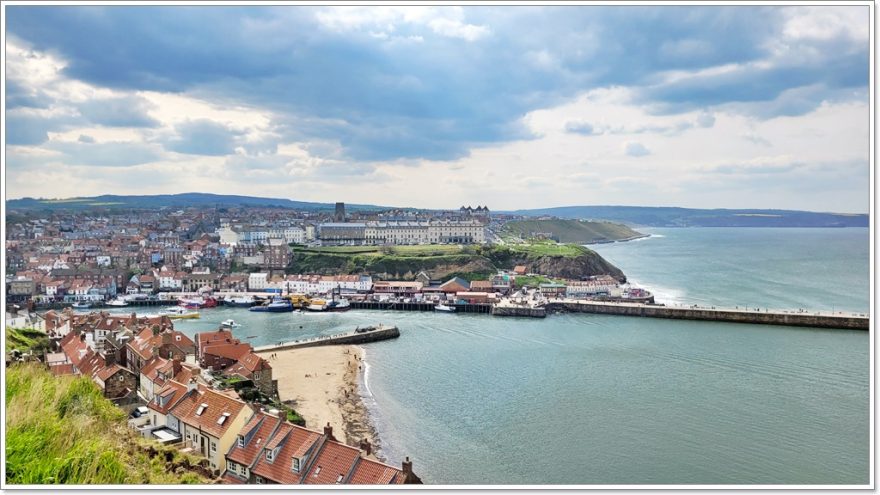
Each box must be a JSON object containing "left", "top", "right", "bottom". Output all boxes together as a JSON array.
[
  {"left": 5, "top": 363, "right": 212, "bottom": 485},
  {"left": 501, "top": 219, "right": 645, "bottom": 244},
  {"left": 287, "top": 243, "right": 625, "bottom": 281}
]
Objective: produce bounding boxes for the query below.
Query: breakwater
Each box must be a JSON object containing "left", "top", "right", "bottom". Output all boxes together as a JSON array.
[
  {"left": 546, "top": 300, "right": 869, "bottom": 330},
  {"left": 254, "top": 325, "right": 400, "bottom": 352}
]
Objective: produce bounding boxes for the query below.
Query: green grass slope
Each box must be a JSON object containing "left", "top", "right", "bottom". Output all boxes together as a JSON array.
[
  {"left": 501, "top": 219, "right": 645, "bottom": 244},
  {"left": 6, "top": 327, "right": 50, "bottom": 354},
  {"left": 5, "top": 364, "right": 211, "bottom": 485}
]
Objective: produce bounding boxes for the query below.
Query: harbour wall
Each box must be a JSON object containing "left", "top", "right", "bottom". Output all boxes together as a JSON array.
[
  {"left": 545, "top": 301, "right": 869, "bottom": 330},
  {"left": 254, "top": 326, "right": 400, "bottom": 352}
]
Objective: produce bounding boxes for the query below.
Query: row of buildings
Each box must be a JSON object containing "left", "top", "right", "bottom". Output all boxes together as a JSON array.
[{"left": 34, "top": 309, "right": 419, "bottom": 484}]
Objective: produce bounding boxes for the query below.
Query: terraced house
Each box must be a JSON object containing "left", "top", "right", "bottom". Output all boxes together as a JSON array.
[{"left": 170, "top": 386, "right": 251, "bottom": 472}]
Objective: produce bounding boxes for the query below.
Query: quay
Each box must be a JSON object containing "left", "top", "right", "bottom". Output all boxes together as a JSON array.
[
  {"left": 545, "top": 300, "right": 869, "bottom": 330},
  {"left": 254, "top": 324, "right": 400, "bottom": 352},
  {"left": 350, "top": 301, "right": 493, "bottom": 314}
]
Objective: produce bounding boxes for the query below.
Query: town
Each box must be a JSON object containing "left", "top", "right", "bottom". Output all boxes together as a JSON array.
[{"left": 5, "top": 201, "right": 650, "bottom": 485}]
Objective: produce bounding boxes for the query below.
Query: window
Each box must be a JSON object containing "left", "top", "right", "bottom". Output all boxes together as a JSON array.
[
  {"left": 196, "top": 403, "right": 207, "bottom": 416},
  {"left": 237, "top": 435, "right": 244, "bottom": 448},
  {"left": 291, "top": 457, "right": 300, "bottom": 472},
  {"left": 229, "top": 462, "right": 237, "bottom": 474},
  {"left": 217, "top": 412, "right": 230, "bottom": 425},
  {"left": 211, "top": 441, "right": 216, "bottom": 452},
  {"left": 336, "top": 474, "right": 344, "bottom": 484},
  {"left": 255, "top": 476, "right": 264, "bottom": 484},
  {"left": 313, "top": 466, "right": 321, "bottom": 476},
  {"left": 266, "top": 448, "right": 275, "bottom": 462}
]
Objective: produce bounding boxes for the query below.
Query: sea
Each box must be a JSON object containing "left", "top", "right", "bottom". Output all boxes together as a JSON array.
[{"left": 166, "top": 227, "right": 869, "bottom": 485}]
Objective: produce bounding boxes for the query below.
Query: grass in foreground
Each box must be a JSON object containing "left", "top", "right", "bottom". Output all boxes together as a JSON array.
[
  {"left": 5, "top": 327, "right": 50, "bottom": 355},
  {"left": 5, "top": 364, "right": 209, "bottom": 485}
]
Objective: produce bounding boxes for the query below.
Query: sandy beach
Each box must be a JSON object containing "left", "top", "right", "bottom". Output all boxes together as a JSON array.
[{"left": 257, "top": 345, "right": 378, "bottom": 451}]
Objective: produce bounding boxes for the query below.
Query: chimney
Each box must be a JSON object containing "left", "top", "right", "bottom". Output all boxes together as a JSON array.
[
  {"left": 186, "top": 378, "right": 197, "bottom": 393},
  {"left": 104, "top": 350, "right": 116, "bottom": 367},
  {"left": 277, "top": 409, "right": 287, "bottom": 422},
  {"left": 402, "top": 457, "right": 413, "bottom": 477},
  {"left": 323, "top": 422, "right": 336, "bottom": 441},
  {"left": 151, "top": 324, "right": 161, "bottom": 336},
  {"left": 171, "top": 359, "right": 183, "bottom": 377},
  {"left": 359, "top": 438, "right": 372, "bottom": 456},
  {"left": 162, "top": 331, "right": 172, "bottom": 346}
]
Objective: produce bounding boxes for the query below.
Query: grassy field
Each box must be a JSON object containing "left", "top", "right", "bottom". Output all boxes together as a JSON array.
[
  {"left": 501, "top": 242, "right": 587, "bottom": 257},
  {"left": 501, "top": 219, "right": 644, "bottom": 244},
  {"left": 6, "top": 327, "right": 50, "bottom": 354},
  {"left": 5, "top": 364, "right": 210, "bottom": 484}
]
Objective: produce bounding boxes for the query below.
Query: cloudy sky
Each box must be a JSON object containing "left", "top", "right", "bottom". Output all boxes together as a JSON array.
[{"left": 4, "top": 5, "right": 871, "bottom": 212}]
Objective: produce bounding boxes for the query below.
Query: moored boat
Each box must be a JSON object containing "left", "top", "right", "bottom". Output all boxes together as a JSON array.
[
  {"left": 249, "top": 297, "right": 295, "bottom": 313},
  {"left": 325, "top": 299, "right": 351, "bottom": 312},
  {"left": 71, "top": 301, "right": 91, "bottom": 309},
  {"left": 225, "top": 296, "right": 256, "bottom": 307},
  {"left": 435, "top": 303, "right": 456, "bottom": 313},
  {"left": 306, "top": 298, "right": 327, "bottom": 312},
  {"left": 106, "top": 298, "right": 129, "bottom": 307},
  {"left": 158, "top": 307, "right": 200, "bottom": 319}
]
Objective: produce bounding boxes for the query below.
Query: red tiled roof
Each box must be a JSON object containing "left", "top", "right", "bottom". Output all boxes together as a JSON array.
[
  {"left": 202, "top": 342, "right": 252, "bottom": 361},
  {"left": 171, "top": 387, "right": 248, "bottom": 439},
  {"left": 50, "top": 363, "right": 76, "bottom": 376},
  {"left": 237, "top": 352, "right": 269, "bottom": 373},
  {"left": 96, "top": 364, "right": 126, "bottom": 382},
  {"left": 348, "top": 458, "right": 404, "bottom": 485},
  {"left": 251, "top": 423, "right": 322, "bottom": 485},
  {"left": 147, "top": 380, "right": 189, "bottom": 415},
  {"left": 221, "top": 473, "right": 246, "bottom": 484},
  {"left": 227, "top": 412, "right": 282, "bottom": 469},
  {"left": 302, "top": 441, "right": 361, "bottom": 485}
]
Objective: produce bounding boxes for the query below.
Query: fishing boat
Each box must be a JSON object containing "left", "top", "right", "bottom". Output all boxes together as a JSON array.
[
  {"left": 325, "top": 299, "right": 351, "bottom": 312},
  {"left": 178, "top": 296, "right": 219, "bottom": 309},
  {"left": 220, "top": 319, "right": 241, "bottom": 328},
  {"left": 435, "top": 303, "right": 456, "bottom": 313},
  {"left": 306, "top": 298, "right": 327, "bottom": 312},
  {"left": 71, "top": 301, "right": 91, "bottom": 309},
  {"left": 249, "top": 297, "right": 295, "bottom": 313},
  {"left": 225, "top": 295, "right": 256, "bottom": 307},
  {"left": 106, "top": 298, "right": 129, "bottom": 307},
  {"left": 158, "top": 307, "right": 200, "bottom": 319}
]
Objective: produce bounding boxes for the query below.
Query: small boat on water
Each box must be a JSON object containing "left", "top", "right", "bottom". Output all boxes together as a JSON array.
[
  {"left": 158, "top": 307, "right": 200, "bottom": 319},
  {"left": 220, "top": 319, "right": 241, "bottom": 328},
  {"left": 71, "top": 301, "right": 91, "bottom": 309},
  {"left": 106, "top": 298, "right": 129, "bottom": 307},
  {"left": 249, "top": 297, "right": 295, "bottom": 313},
  {"left": 435, "top": 303, "right": 456, "bottom": 313}
]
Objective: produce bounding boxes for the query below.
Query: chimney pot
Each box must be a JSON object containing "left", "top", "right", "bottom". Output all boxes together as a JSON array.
[{"left": 323, "top": 423, "right": 335, "bottom": 441}]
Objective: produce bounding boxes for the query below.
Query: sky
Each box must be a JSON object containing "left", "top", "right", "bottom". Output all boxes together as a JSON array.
[{"left": 3, "top": 4, "right": 872, "bottom": 212}]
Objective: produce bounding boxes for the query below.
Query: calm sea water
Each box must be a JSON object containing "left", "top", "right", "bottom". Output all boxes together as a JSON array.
[{"left": 168, "top": 228, "right": 869, "bottom": 485}]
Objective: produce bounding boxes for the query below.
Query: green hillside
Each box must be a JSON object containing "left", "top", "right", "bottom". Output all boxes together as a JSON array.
[
  {"left": 501, "top": 219, "right": 645, "bottom": 244},
  {"left": 288, "top": 242, "right": 625, "bottom": 281},
  {"left": 5, "top": 364, "right": 211, "bottom": 485}
]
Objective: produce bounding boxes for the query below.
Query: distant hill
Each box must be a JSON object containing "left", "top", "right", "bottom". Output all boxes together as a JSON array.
[
  {"left": 6, "top": 193, "right": 386, "bottom": 212},
  {"left": 506, "top": 206, "right": 868, "bottom": 228},
  {"left": 501, "top": 219, "right": 646, "bottom": 244}
]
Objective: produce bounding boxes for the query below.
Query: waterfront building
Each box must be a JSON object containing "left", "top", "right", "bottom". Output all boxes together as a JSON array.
[
  {"left": 372, "top": 281, "right": 423, "bottom": 297},
  {"left": 248, "top": 273, "right": 269, "bottom": 291}
]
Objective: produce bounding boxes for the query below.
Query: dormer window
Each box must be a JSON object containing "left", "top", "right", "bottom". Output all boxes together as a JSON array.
[
  {"left": 291, "top": 457, "right": 301, "bottom": 472},
  {"left": 237, "top": 435, "right": 244, "bottom": 448},
  {"left": 196, "top": 403, "right": 207, "bottom": 416},
  {"left": 266, "top": 448, "right": 276, "bottom": 462},
  {"left": 217, "top": 412, "right": 230, "bottom": 425}
]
